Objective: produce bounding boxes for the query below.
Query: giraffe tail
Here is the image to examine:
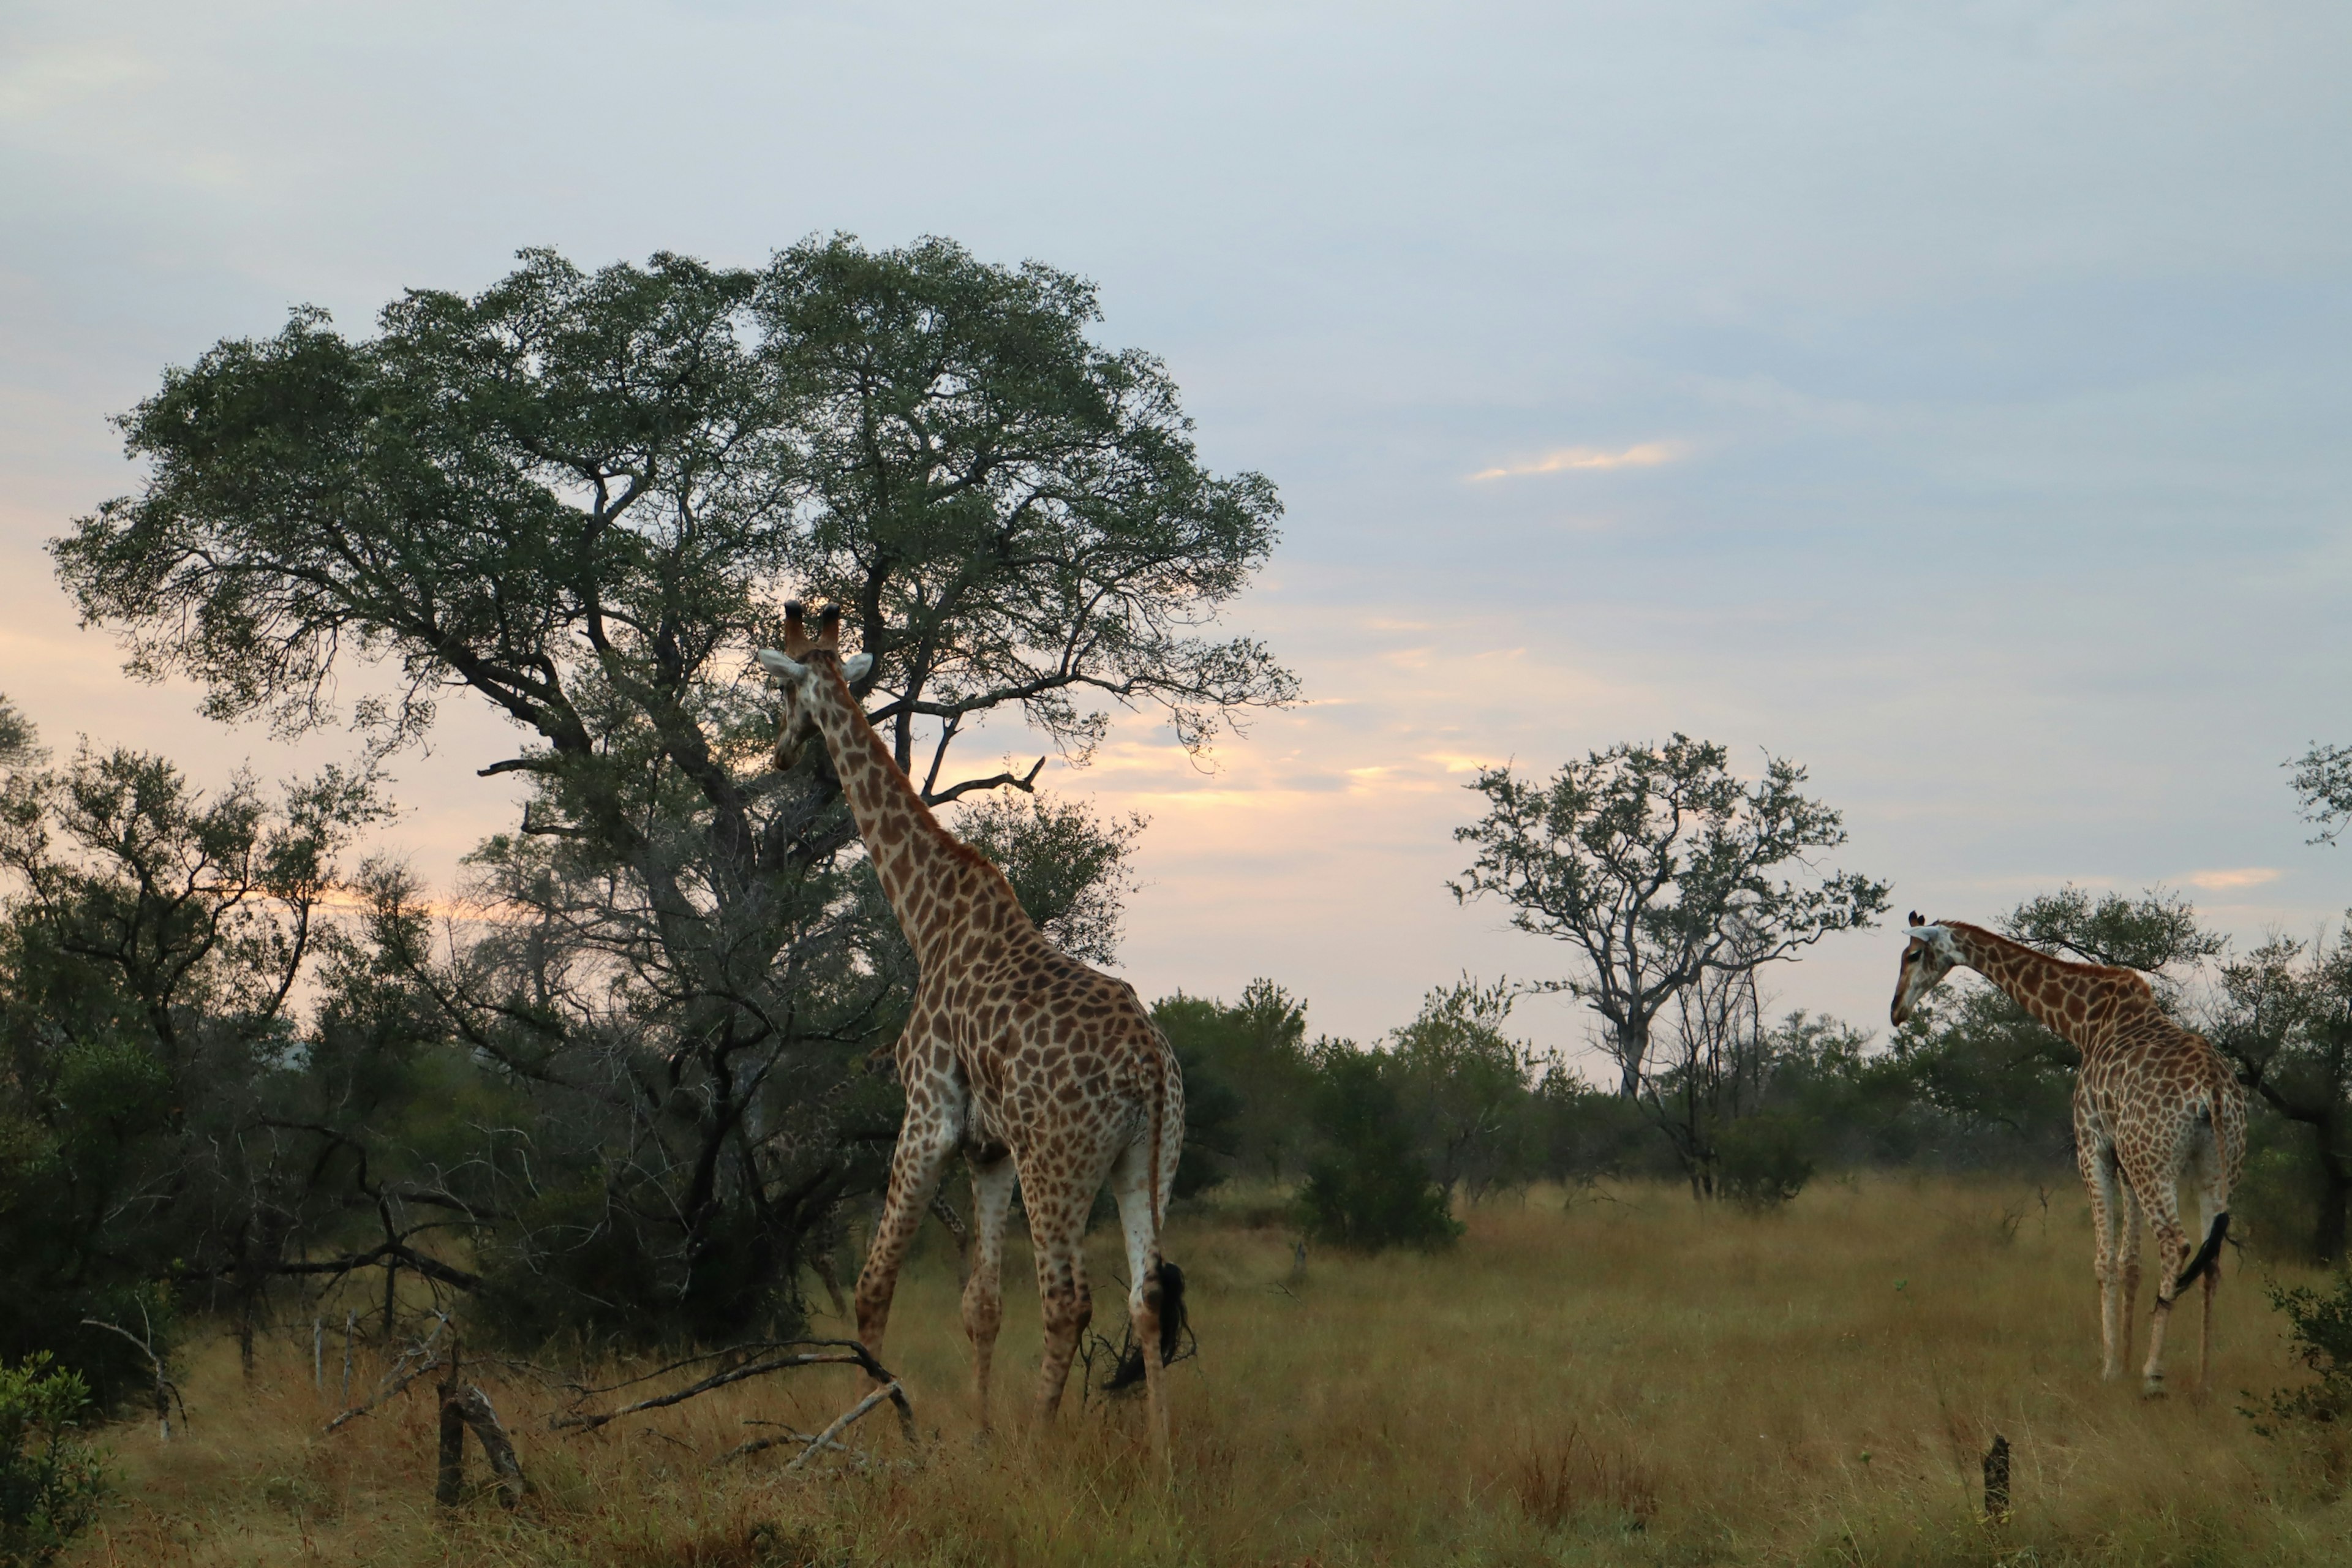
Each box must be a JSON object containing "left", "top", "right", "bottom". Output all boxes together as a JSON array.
[
  {"left": 2174, "top": 1211, "right": 2230, "bottom": 1294},
  {"left": 1106, "top": 1263, "right": 1187, "bottom": 1392},
  {"left": 1107, "top": 1046, "right": 1188, "bottom": 1393}
]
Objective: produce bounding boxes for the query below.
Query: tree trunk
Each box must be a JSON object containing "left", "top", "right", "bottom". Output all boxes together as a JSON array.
[
  {"left": 1613, "top": 1020, "right": 1648, "bottom": 1099},
  {"left": 2313, "top": 1118, "right": 2351, "bottom": 1264}
]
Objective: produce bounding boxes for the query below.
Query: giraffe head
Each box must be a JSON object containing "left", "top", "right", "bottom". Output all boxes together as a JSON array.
[
  {"left": 757, "top": 602, "right": 873, "bottom": 769},
  {"left": 1890, "top": 910, "right": 1961, "bottom": 1025}
]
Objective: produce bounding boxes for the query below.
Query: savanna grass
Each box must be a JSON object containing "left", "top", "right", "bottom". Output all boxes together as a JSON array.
[{"left": 67, "top": 1177, "right": 2352, "bottom": 1566}]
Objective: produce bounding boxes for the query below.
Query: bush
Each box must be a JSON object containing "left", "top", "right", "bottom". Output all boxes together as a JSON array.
[
  {"left": 0, "top": 1354, "right": 105, "bottom": 1567},
  {"left": 1715, "top": 1112, "right": 1817, "bottom": 1210},
  {"left": 1298, "top": 1049, "right": 1461, "bottom": 1251},
  {"left": 2250, "top": 1269, "right": 2352, "bottom": 1433}
]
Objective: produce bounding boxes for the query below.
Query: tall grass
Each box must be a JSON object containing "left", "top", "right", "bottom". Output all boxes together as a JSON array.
[{"left": 67, "top": 1177, "right": 2352, "bottom": 1566}]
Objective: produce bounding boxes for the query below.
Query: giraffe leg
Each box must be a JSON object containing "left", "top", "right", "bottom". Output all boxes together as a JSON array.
[
  {"left": 2132, "top": 1167, "right": 2189, "bottom": 1396},
  {"left": 1111, "top": 1134, "right": 1173, "bottom": 1465},
  {"left": 960, "top": 1153, "right": 1016, "bottom": 1433},
  {"left": 2117, "top": 1179, "right": 2144, "bottom": 1382},
  {"left": 2079, "top": 1139, "right": 2126, "bottom": 1379},
  {"left": 2193, "top": 1129, "right": 2230, "bottom": 1392},
  {"left": 854, "top": 1101, "right": 960, "bottom": 1379},
  {"left": 1021, "top": 1170, "right": 1096, "bottom": 1429}
]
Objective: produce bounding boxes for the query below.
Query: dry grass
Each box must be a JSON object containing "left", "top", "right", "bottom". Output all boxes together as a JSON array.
[{"left": 66, "top": 1175, "right": 2352, "bottom": 1567}]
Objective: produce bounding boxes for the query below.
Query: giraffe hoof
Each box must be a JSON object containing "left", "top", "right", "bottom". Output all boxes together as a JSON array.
[{"left": 2141, "top": 1378, "right": 2168, "bottom": 1400}]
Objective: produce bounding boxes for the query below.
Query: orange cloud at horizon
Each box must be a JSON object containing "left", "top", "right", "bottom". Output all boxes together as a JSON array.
[{"left": 1467, "top": 441, "right": 1684, "bottom": 481}]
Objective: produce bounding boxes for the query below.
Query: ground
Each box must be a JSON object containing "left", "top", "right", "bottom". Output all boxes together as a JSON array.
[{"left": 63, "top": 1176, "right": 2352, "bottom": 1566}]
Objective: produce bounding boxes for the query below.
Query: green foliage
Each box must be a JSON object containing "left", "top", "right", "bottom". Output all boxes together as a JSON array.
[
  {"left": 1152, "top": 981, "right": 1319, "bottom": 1185},
  {"left": 1383, "top": 977, "right": 1537, "bottom": 1200},
  {"left": 2001, "top": 884, "right": 2222, "bottom": 995},
  {"left": 0, "top": 742, "right": 388, "bottom": 1395},
  {"left": 42, "top": 238, "right": 1292, "bottom": 1350},
  {"left": 1452, "top": 734, "right": 1888, "bottom": 1096},
  {"left": 0, "top": 1354, "right": 105, "bottom": 1567},
  {"left": 1714, "top": 1113, "right": 1817, "bottom": 1210},
  {"left": 955, "top": 793, "right": 1145, "bottom": 965},
  {"left": 1297, "top": 1046, "right": 1461, "bottom": 1253},
  {"left": 2250, "top": 1270, "right": 2352, "bottom": 1433},
  {"left": 2214, "top": 927, "right": 2352, "bottom": 1261}
]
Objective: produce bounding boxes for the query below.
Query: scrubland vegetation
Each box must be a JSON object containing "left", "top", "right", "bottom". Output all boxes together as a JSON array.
[
  {"left": 61, "top": 1177, "right": 2352, "bottom": 1568},
  {"left": 13, "top": 235, "right": 2352, "bottom": 1566}
]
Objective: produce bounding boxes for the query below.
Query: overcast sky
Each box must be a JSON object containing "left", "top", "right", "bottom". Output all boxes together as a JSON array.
[{"left": 5, "top": 1, "right": 2350, "bottom": 1065}]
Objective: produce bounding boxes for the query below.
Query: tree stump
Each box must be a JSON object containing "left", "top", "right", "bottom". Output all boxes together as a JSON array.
[
  {"left": 431, "top": 1336, "right": 529, "bottom": 1510},
  {"left": 1981, "top": 1434, "right": 2011, "bottom": 1524}
]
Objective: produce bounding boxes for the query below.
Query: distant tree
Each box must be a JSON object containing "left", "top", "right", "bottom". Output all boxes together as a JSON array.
[
  {"left": 1383, "top": 976, "right": 1536, "bottom": 1202},
  {"left": 1151, "top": 981, "right": 1318, "bottom": 1183},
  {"left": 51, "top": 237, "right": 1292, "bottom": 1342},
  {"left": 1452, "top": 735, "right": 1888, "bottom": 1096},
  {"left": 2288, "top": 742, "right": 2352, "bottom": 845},
  {"left": 0, "top": 698, "right": 38, "bottom": 774},
  {"left": 2213, "top": 930, "right": 2352, "bottom": 1261},
  {"left": 1297, "top": 1044, "right": 1460, "bottom": 1252},
  {"left": 0, "top": 739, "right": 391, "bottom": 1389}
]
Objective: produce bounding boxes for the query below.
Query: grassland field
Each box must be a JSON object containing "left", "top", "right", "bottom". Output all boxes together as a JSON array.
[{"left": 64, "top": 1175, "right": 2352, "bottom": 1567}]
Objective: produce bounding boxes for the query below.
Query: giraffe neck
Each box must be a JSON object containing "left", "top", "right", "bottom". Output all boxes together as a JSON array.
[
  {"left": 804, "top": 663, "right": 1020, "bottom": 968},
  {"left": 1943, "top": 921, "right": 2133, "bottom": 1055}
]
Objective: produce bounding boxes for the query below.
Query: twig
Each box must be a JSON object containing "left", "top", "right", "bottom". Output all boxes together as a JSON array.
[
  {"left": 718, "top": 1426, "right": 837, "bottom": 1466},
  {"left": 80, "top": 1315, "right": 184, "bottom": 1442},
  {"left": 325, "top": 1313, "right": 450, "bottom": 1433},
  {"left": 552, "top": 1339, "right": 914, "bottom": 1443},
  {"left": 550, "top": 1354, "right": 870, "bottom": 1431},
  {"left": 784, "top": 1382, "right": 902, "bottom": 1475}
]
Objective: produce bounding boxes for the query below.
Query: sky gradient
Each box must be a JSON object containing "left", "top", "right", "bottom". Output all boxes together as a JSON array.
[{"left": 5, "top": 1, "right": 2350, "bottom": 1066}]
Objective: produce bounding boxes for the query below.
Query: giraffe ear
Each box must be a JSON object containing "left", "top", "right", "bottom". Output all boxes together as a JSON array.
[
  {"left": 757, "top": 648, "right": 806, "bottom": 681},
  {"left": 841, "top": 651, "right": 875, "bottom": 684}
]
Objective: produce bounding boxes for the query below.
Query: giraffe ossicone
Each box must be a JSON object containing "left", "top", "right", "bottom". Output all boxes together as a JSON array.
[
  {"left": 763, "top": 601, "right": 1187, "bottom": 1458},
  {"left": 1891, "top": 916, "right": 2245, "bottom": 1394}
]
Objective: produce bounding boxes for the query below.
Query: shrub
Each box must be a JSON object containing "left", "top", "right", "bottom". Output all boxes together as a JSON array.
[
  {"left": 2250, "top": 1268, "right": 2352, "bottom": 1433},
  {"left": 0, "top": 1354, "right": 105, "bottom": 1567},
  {"left": 1714, "top": 1112, "right": 1817, "bottom": 1210},
  {"left": 1298, "top": 1049, "right": 1461, "bottom": 1251}
]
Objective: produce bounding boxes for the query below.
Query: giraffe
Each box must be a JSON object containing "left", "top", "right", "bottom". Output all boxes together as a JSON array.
[
  {"left": 1890, "top": 913, "right": 2245, "bottom": 1393},
  {"left": 757, "top": 604, "right": 1187, "bottom": 1456}
]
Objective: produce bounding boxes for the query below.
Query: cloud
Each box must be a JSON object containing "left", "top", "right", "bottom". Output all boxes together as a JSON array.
[
  {"left": 2184, "top": 867, "right": 2282, "bottom": 890},
  {"left": 1468, "top": 442, "right": 1684, "bottom": 481}
]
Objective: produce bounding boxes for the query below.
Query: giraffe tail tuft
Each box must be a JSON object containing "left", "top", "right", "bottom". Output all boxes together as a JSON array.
[
  {"left": 1106, "top": 1261, "right": 1187, "bottom": 1392},
  {"left": 2175, "top": 1211, "right": 2230, "bottom": 1294}
]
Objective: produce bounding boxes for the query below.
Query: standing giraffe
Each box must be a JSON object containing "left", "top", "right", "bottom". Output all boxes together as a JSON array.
[
  {"left": 1890, "top": 913, "right": 2245, "bottom": 1393},
  {"left": 758, "top": 605, "right": 1186, "bottom": 1455}
]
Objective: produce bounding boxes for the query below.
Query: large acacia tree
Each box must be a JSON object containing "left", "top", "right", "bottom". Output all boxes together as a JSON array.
[
  {"left": 1452, "top": 736, "right": 1887, "bottom": 1098},
  {"left": 51, "top": 236, "right": 1293, "bottom": 1340}
]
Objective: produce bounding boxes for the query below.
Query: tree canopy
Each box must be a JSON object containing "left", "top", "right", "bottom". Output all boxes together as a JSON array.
[
  {"left": 39, "top": 237, "right": 1294, "bottom": 1348},
  {"left": 1452, "top": 735, "right": 1888, "bottom": 1096}
]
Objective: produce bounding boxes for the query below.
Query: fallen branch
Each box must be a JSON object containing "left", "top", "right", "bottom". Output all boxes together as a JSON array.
[
  {"left": 718, "top": 1425, "right": 835, "bottom": 1467},
  {"left": 551, "top": 1352, "right": 869, "bottom": 1431},
  {"left": 785, "top": 1381, "right": 903, "bottom": 1476},
  {"left": 80, "top": 1313, "right": 185, "bottom": 1442},
  {"left": 552, "top": 1339, "right": 914, "bottom": 1444},
  {"left": 325, "top": 1313, "right": 450, "bottom": 1433},
  {"left": 451, "top": 1384, "right": 527, "bottom": 1509}
]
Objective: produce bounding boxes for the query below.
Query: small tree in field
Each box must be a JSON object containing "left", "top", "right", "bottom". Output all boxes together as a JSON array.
[
  {"left": 1452, "top": 735, "right": 1888, "bottom": 1097},
  {"left": 1298, "top": 1047, "right": 1460, "bottom": 1252}
]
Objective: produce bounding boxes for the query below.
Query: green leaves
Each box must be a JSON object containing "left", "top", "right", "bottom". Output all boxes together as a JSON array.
[
  {"left": 0, "top": 1354, "right": 105, "bottom": 1568},
  {"left": 1452, "top": 734, "right": 1888, "bottom": 1095},
  {"left": 2000, "top": 884, "right": 2223, "bottom": 975}
]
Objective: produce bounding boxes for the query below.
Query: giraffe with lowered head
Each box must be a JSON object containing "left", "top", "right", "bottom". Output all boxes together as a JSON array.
[
  {"left": 1891, "top": 913, "right": 2245, "bottom": 1393},
  {"left": 758, "top": 605, "right": 1186, "bottom": 1455}
]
